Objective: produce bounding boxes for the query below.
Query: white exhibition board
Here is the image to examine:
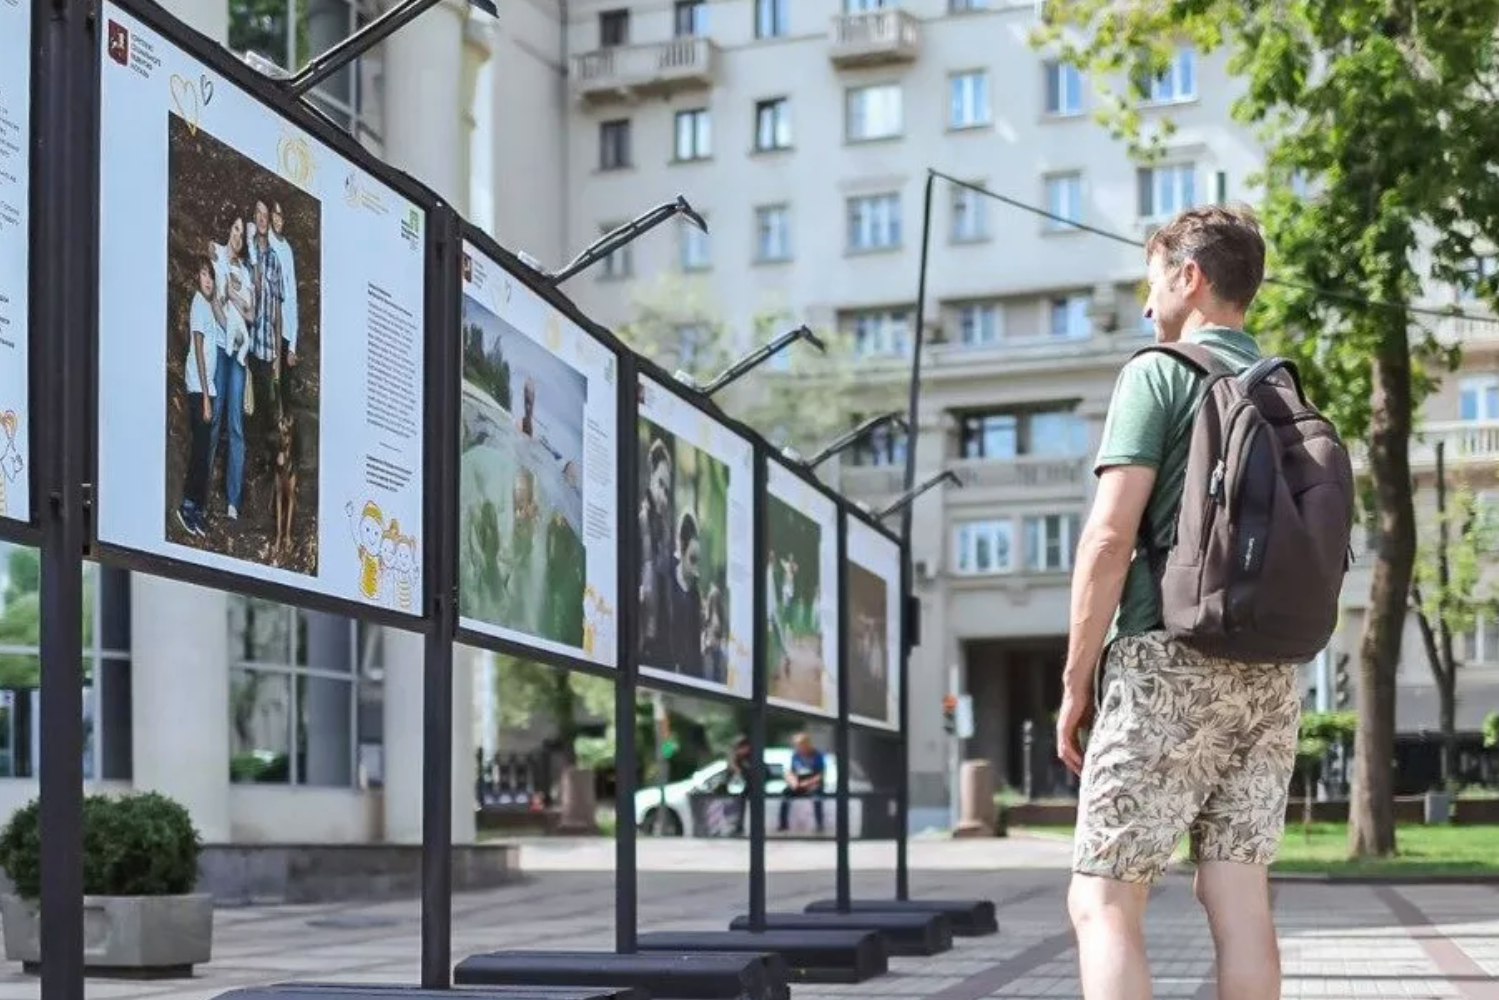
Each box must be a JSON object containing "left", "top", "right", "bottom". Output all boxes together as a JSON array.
[{"left": 96, "top": 3, "right": 426, "bottom": 613}]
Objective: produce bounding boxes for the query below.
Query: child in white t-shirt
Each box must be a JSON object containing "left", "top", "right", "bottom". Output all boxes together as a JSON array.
[{"left": 177, "top": 258, "right": 225, "bottom": 538}]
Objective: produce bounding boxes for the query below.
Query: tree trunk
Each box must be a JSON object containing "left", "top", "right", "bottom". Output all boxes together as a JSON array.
[
  {"left": 1349, "top": 331, "right": 1415, "bottom": 859},
  {"left": 1438, "top": 683, "right": 1457, "bottom": 790},
  {"left": 1433, "top": 442, "right": 1458, "bottom": 790}
]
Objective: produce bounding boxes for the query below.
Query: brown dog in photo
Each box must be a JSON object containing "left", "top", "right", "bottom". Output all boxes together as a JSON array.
[{"left": 273, "top": 407, "right": 303, "bottom": 560}]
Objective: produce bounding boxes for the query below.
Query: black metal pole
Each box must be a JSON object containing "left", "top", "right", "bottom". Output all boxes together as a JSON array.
[
  {"left": 420, "top": 206, "right": 462, "bottom": 990},
  {"left": 834, "top": 510, "right": 852, "bottom": 910},
  {"left": 748, "top": 450, "right": 768, "bottom": 931},
  {"left": 615, "top": 359, "right": 642, "bottom": 954},
  {"left": 38, "top": 2, "right": 86, "bottom": 998},
  {"left": 895, "top": 169, "right": 936, "bottom": 902}
]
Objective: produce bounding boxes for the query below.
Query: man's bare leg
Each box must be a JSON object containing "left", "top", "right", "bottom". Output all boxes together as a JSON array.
[
  {"left": 1193, "top": 860, "right": 1280, "bottom": 1000},
  {"left": 1068, "top": 871, "right": 1153, "bottom": 1000}
]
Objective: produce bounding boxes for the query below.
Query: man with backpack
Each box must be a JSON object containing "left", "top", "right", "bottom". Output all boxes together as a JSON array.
[{"left": 1058, "top": 204, "right": 1353, "bottom": 1000}]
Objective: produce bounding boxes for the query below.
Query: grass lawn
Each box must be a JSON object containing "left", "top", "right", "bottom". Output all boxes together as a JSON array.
[
  {"left": 1011, "top": 822, "right": 1499, "bottom": 877},
  {"left": 1271, "top": 822, "right": 1499, "bottom": 877}
]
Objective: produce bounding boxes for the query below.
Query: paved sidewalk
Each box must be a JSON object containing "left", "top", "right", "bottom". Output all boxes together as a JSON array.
[{"left": 0, "top": 838, "right": 1494, "bottom": 1000}]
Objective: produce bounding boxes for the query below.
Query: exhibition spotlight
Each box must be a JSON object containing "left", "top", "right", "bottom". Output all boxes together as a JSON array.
[
  {"left": 547, "top": 196, "right": 708, "bottom": 285},
  {"left": 280, "top": 0, "right": 499, "bottom": 99},
  {"left": 877, "top": 469, "right": 963, "bottom": 521},
  {"left": 687, "top": 324, "right": 826, "bottom": 397},
  {"left": 799, "top": 410, "right": 909, "bottom": 470}
]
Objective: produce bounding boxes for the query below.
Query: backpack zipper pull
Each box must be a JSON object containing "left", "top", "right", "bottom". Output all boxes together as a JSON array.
[{"left": 1208, "top": 459, "right": 1226, "bottom": 500}]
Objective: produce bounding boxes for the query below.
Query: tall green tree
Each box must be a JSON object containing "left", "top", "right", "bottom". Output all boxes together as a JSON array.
[
  {"left": 1034, "top": 0, "right": 1499, "bottom": 856},
  {"left": 489, "top": 654, "right": 613, "bottom": 765},
  {"left": 1410, "top": 448, "right": 1498, "bottom": 788}
]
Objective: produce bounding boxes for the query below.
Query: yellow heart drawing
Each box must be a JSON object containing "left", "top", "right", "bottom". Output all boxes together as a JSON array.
[{"left": 169, "top": 74, "right": 200, "bottom": 135}]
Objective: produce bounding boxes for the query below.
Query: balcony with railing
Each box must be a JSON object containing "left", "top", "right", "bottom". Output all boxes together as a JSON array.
[
  {"left": 836, "top": 455, "right": 1090, "bottom": 503},
  {"left": 570, "top": 37, "right": 719, "bottom": 103},
  {"left": 1409, "top": 420, "right": 1499, "bottom": 469},
  {"left": 828, "top": 9, "right": 921, "bottom": 68}
]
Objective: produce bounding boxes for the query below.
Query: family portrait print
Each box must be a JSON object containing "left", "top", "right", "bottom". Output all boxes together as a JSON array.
[
  {"left": 848, "top": 560, "right": 891, "bottom": 724},
  {"left": 637, "top": 417, "right": 733, "bottom": 687},
  {"left": 459, "top": 290, "right": 589, "bottom": 651},
  {"left": 162, "top": 112, "right": 322, "bottom": 575},
  {"left": 765, "top": 493, "right": 829, "bottom": 710}
]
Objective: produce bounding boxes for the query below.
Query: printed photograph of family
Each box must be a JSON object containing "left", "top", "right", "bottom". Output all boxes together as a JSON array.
[
  {"left": 637, "top": 418, "right": 733, "bottom": 687},
  {"left": 765, "top": 495, "right": 829, "bottom": 711},
  {"left": 459, "top": 292, "right": 588, "bottom": 651},
  {"left": 848, "top": 561, "right": 892, "bottom": 724},
  {"left": 163, "top": 112, "right": 321, "bottom": 575}
]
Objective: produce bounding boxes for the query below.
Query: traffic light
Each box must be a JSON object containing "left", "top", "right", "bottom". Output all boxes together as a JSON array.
[
  {"left": 942, "top": 693, "right": 958, "bottom": 735},
  {"left": 1334, "top": 654, "right": 1351, "bottom": 708}
]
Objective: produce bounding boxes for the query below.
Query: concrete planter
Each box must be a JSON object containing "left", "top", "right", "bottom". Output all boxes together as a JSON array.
[{"left": 1, "top": 892, "right": 213, "bottom": 977}]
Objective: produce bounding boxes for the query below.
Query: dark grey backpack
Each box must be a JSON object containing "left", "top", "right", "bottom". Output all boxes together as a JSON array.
[{"left": 1136, "top": 342, "right": 1355, "bottom": 664}]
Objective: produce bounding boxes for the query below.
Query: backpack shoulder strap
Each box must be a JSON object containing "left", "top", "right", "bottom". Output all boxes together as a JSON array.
[{"left": 1130, "top": 341, "right": 1235, "bottom": 378}]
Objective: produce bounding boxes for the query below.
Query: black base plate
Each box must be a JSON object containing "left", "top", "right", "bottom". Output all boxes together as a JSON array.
[
  {"left": 804, "top": 897, "right": 999, "bottom": 936},
  {"left": 639, "top": 928, "right": 888, "bottom": 984},
  {"left": 219, "top": 985, "right": 645, "bottom": 1000},
  {"left": 728, "top": 909, "right": 952, "bottom": 957},
  {"left": 455, "top": 950, "right": 789, "bottom": 1000}
]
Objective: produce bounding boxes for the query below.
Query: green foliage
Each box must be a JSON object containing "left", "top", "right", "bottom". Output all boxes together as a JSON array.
[
  {"left": 489, "top": 654, "right": 613, "bottom": 761},
  {"left": 0, "top": 792, "right": 203, "bottom": 899},
  {"left": 614, "top": 274, "right": 902, "bottom": 456},
  {"left": 462, "top": 321, "right": 513, "bottom": 413},
  {"left": 1483, "top": 712, "right": 1498, "bottom": 750},
  {"left": 1297, "top": 710, "right": 1357, "bottom": 768},
  {"left": 1413, "top": 486, "right": 1499, "bottom": 640}
]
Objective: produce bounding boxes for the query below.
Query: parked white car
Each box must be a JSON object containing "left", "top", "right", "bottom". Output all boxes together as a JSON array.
[{"left": 634, "top": 746, "right": 873, "bottom": 837}]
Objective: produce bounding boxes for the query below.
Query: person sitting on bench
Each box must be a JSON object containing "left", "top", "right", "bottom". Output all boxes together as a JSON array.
[{"left": 779, "top": 732, "right": 826, "bottom": 834}]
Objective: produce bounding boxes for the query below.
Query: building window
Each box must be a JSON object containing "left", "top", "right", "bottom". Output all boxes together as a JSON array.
[
  {"left": 755, "top": 98, "right": 792, "bottom": 151},
  {"left": 1050, "top": 294, "right": 1091, "bottom": 338},
  {"left": 847, "top": 193, "right": 902, "bottom": 252},
  {"left": 674, "top": 108, "right": 712, "bottom": 161},
  {"left": 1044, "top": 173, "right": 1083, "bottom": 230},
  {"left": 229, "top": 0, "right": 374, "bottom": 140},
  {"left": 599, "top": 9, "right": 629, "bottom": 46},
  {"left": 1458, "top": 257, "right": 1498, "bottom": 301},
  {"left": 844, "top": 0, "right": 893, "bottom": 10},
  {"left": 1024, "top": 514, "right": 1081, "bottom": 572},
  {"left": 755, "top": 205, "right": 791, "bottom": 262},
  {"left": 957, "top": 406, "right": 1086, "bottom": 460},
  {"left": 850, "top": 418, "right": 908, "bottom": 467},
  {"left": 950, "top": 185, "right": 988, "bottom": 243},
  {"left": 955, "top": 303, "right": 1000, "bottom": 346},
  {"left": 599, "top": 120, "right": 631, "bottom": 171},
  {"left": 674, "top": 0, "right": 707, "bottom": 37},
  {"left": 1462, "top": 614, "right": 1499, "bottom": 664},
  {"left": 679, "top": 217, "right": 711, "bottom": 271},
  {"left": 228, "top": 598, "right": 374, "bottom": 788},
  {"left": 597, "top": 222, "right": 632, "bottom": 280},
  {"left": 755, "top": 0, "right": 789, "bottom": 38},
  {"left": 955, "top": 520, "right": 1015, "bottom": 575},
  {"left": 1140, "top": 46, "right": 1197, "bottom": 103},
  {"left": 846, "top": 309, "right": 911, "bottom": 358},
  {"left": 1459, "top": 375, "right": 1499, "bottom": 421},
  {"left": 1138, "top": 163, "right": 1197, "bottom": 220},
  {"left": 1043, "top": 60, "right": 1083, "bottom": 116},
  {"left": 0, "top": 543, "right": 132, "bottom": 781},
  {"left": 845, "top": 84, "right": 903, "bottom": 142},
  {"left": 950, "top": 0, "right": 989, "bottom": 10},
  {"left": 948, "top": 71, "right": 990, "bottom": 129},
  {"left": 675, "top": 324, "right": 713, "bottom": 370}
]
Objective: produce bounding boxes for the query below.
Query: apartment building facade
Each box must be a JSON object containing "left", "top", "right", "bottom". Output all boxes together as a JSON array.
[{"left": 5, "top": 0, "right": 1491, "bottom": 845}]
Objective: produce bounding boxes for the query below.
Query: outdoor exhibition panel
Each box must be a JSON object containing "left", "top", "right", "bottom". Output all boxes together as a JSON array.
[
  {"left": 633, "top": 369, "right": 756, "bottom": 704},
  {"left": 0, "top": 0, "right": 36, "bottom": 537},
  {"left": 763, "top": 451, "right": 840, "bottom": 721},
  {"left": 92, "top": 0, "right": 440, "bottom": 628},
  {"left": 454, "top": 226, "right": 625, "bottom": 676},
  {"left": 843, "top": 509, "right": 902, "bottom": 733}
]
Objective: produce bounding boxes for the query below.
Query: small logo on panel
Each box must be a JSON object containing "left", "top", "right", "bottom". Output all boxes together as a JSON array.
[{"left": 107, "top": 21, "right": 130, "bottom": 65}]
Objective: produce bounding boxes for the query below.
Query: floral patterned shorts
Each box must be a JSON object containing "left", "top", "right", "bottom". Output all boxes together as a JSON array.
[{"left": 1072, "top": 630, "right": 1302, "bottom": 884}]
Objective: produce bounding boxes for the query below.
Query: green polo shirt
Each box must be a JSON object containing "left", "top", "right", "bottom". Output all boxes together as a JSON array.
[{"left": 1094, "top": 326, "right": 1263, "bottom": 639}]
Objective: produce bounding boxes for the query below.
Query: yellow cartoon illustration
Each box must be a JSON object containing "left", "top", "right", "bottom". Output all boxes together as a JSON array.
[
  {"left": 0, "top": 410, "right": 22, "bottom": 520},
  {"left": 378, "top": 519, "right": 402, "bottom": 606},
  {"left": 392, "top": 530, "right": 418, "bottom": 612},
  {"left": 346, "top": 499, "right": 385, "bottom": 601}
]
